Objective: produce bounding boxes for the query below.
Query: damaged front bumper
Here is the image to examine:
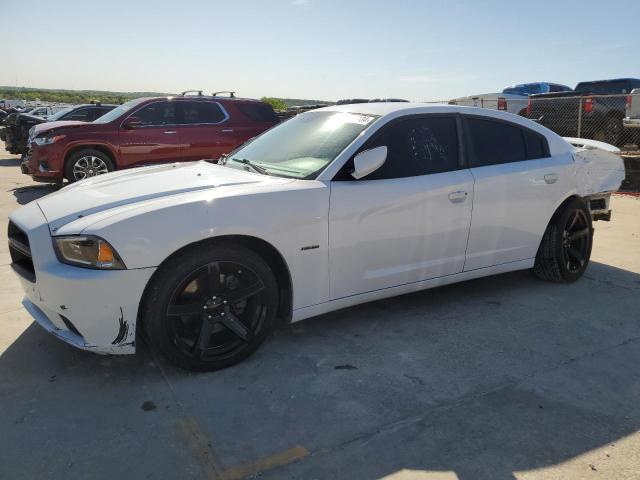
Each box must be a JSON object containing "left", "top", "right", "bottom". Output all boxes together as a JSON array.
[{"left": 9, "top": 202, "right": 156, "bottom": 355}]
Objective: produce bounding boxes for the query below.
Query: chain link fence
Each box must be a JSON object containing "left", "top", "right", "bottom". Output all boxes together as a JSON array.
[
  {"left": 523, "top": 93, "right": 639, "bottom": 152},
  {"left": 447, "top": 93, "right": 640, "bottom": 154}
]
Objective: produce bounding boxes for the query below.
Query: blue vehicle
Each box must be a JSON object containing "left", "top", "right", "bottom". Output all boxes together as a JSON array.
[{"left": 502, "top": 82, "right": 572, "bottom": 96}]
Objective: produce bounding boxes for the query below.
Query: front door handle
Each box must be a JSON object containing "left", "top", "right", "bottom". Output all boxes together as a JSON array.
[
  {"left": 544, "top": 173, "right": 559, "bottom": 184},
  {"left": 221, "top": 129, "right": 234, "bottom": 133},
  {"left": 448, "top": 191, "right": 468, "bottom": 203},
  {"left": 164, "top": 130, "right": 177, "bottom": 135}
]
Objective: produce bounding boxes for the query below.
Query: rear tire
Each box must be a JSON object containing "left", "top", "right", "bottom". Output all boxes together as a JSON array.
[
  {"left": 141, "top": 244, "right": 279, "bottom": 372},
  {"left": 533, "top": 198, "right": 593, "bottom": 283},
  {"left": 64, "top": 149, "right": 114, "bottom": 183}
]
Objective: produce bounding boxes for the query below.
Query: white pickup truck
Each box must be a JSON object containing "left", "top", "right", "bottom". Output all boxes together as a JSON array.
[
  {"left": 450, "top": 82, "right": 572, "bottom": 115},
  {"left": 623, "top": 88, "right": 640, "bottom": 145}
]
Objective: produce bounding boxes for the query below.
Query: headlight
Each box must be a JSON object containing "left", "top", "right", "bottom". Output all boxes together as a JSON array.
[
  {"left": 53, "top": 236, "right": 126, "bottom": 270},
  {"left": 33, "top": 134, "right": 66, "bottom": 146}
]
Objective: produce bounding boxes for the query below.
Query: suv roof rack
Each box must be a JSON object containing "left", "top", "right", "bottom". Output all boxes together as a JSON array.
[
  {"left": 212, "top": 91, "right": 235, "bottom": 98},
  {"left": 179, "top": 90, "right": 204, "bottom": 96}
]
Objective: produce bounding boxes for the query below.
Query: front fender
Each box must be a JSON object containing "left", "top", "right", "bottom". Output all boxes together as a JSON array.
[
  {"left": 60, "top": 183, "right": 331, "bottom": 310},
  {"left": 62, "top": 140, "right": 119, "bottom": 164}
]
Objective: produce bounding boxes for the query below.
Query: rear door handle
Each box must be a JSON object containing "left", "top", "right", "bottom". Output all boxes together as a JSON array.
[
  {"left": 448, "top": 191, "right": 468, "bottom": 203},
  {"left": 221, "top": 129, "right": 234, "bottom": 133},
  {"left": 164, "top": 130, "right": 177, "bottom": 135},
  {"left": 544, "top": 173, "right": 559, "bottom": 184}
]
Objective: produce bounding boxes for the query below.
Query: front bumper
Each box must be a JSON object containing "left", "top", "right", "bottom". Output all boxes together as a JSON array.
[
  {"left": 27, "top": 143, "right": 65, "bottom": 182},
  {"left": 20, "top": 157, "right": 32, "bottom": 174},
  {"left": 9, "top": 202, "right": 156, "bottom": 355},
  {"left": 623, "top": 118, "right": 640, "bottom": 129}
]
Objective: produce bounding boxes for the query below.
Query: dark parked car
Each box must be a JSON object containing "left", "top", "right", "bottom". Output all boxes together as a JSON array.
[
  {"left": 23, "top": 92, "right": 280, "bottom": 183},
  {"left": 1, "top": 103, "right": 117, "bottom": 156},
  {"left": 525, "top": 78, "right": 640, "bottom": 146}
]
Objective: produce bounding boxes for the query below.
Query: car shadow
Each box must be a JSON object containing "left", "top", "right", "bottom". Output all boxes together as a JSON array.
[
  {"left": 11, "top": 184, "right": 57, "bottom": 205},
  {"left": 1, "top": 261, "right": 639, "bottom": 480},
  {"left": 0, "top": 156, "right": 21, "bottom": 168}
]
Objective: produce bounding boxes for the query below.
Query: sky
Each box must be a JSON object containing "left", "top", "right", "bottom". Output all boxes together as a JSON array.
[{"left": 0, "top": 0, "right": 637, "bottom": 102}]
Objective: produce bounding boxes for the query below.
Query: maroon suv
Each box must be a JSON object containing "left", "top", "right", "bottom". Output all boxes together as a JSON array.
[{"left": 23, "top": 92, "right": 279, "bottom": 183}]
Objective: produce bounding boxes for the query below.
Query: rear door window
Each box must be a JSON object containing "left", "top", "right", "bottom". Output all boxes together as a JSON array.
[
  {"left": 466, "top": 117, "right": 526, "bottom": 166},
  {"left": 523, "top": 129, "right": 547, "bottom": 159},
  {"left": 180, "top": 101, "right": 227, "bottom": 124},
  {"left": 236, "top": 103, "right": 279, "bottom": 122}
]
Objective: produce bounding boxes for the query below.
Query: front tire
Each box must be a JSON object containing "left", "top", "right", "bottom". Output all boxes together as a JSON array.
[
  {"left": 65, "top": 149, "right": 114, "bottom": 183},
  {"left": 533, "top": 198, "right": 593, "bottom": 283},
  {"left": 141, "top": 244, "right": 279, "bottom": 372}
]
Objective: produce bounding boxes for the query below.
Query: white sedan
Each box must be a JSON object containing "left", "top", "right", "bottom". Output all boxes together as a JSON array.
[{"left": 8, "top": 103, "right": 624, "bottom": 371}]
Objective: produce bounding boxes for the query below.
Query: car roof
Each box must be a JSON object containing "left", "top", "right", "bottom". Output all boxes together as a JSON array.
[
  {"left": 576, "top": 78, "right": 640, "bottom": 85},
  {"left": 135, "top": 95, "right": 264, "bottom": 104},
  {"left": 321, "top": 102, "right": 439, "bottom": 116},
  {"left": 317, "top": 102, "right": 570, "bottom": 150},
  {"left": 71, "top": 104, "right": 119, "bottom": 108},
  {"left": 319, "top": 102, "right": 502, "bottom": 117}
]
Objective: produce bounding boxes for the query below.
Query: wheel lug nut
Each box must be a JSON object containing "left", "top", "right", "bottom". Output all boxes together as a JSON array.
[
  {"left": 221, "top": 312, "right": 225, "bottom": 316},
  {"left": 207, "top": 315, "right": 212, "bottom": 319},
  {"left": 203, "top": 305, "right": 207, "bottom": 309},
  {"left": 223, "top": 300, "right": 227, "bottom": 304}
]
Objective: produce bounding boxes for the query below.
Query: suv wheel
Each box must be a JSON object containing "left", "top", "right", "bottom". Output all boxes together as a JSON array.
[{"left": 65, "top": 149, "right": 114, "bottom": 183}]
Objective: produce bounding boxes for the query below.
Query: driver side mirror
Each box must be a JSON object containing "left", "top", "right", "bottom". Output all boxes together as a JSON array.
[
  {"left": 122, "top": 116, "right": 142, "bottom": 129},
  {"left": 351, "top": 146, "right": 387, "bottom": 179}
]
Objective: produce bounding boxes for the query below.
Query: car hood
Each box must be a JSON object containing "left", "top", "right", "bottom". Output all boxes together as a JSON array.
[
  {"left": 19, "top": 113, "right": 45, "bottom": 122},
  {"left": 36, "top": 161, "right": 291, "bottom": 233},
  {"left": 33, "top": 120, "right": 88, "bottom": 136}
]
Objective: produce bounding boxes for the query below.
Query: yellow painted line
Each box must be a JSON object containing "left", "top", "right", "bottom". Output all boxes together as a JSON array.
[
  {"left": 221, "top": 445, "right": 309, "bottom": 480},
  {"left": 176, "top": 416, "right": 226, "bottom": 480},
  {"left": 177, "top": 416, "right": 309, "bottom": 480}
]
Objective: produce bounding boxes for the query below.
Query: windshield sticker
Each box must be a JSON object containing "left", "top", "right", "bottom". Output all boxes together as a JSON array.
[{"left": 347, "top": 114, "right": 376, "bottom": 125}]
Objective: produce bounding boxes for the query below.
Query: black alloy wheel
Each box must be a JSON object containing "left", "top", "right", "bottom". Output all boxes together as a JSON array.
[
  {"left": 166, "top": 261, "right": 267, "bottom": 361},
  {"left": 142, "top": 244, "right": 279, "bottom": 371},
  {"left": 533, "top": 198, "right": 593, "bottom": 283},
  {"left": 560, "top": 209, "right": 591, "bottom": 275}
]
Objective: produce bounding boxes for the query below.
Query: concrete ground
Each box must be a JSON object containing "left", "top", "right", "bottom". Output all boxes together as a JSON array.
[{"left": 1, "top": 144, "right": 639, "bottom": 480}]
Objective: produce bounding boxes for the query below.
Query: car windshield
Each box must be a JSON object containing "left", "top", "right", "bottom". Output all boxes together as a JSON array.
[
  {"left": 225, "top": 111, "right": 378, "bottom": 179},
  {"left": 47, "top": 107, "right": 74, "bottom": 121},
  {"left": 574, "top": 81, "right": 638, "bottom": 94},
  {"left": 92, "top": 98, "right": 145, "bottom": 124},
  {"left": 502, "top": 84, "right": 544, "bottom": 96}
]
